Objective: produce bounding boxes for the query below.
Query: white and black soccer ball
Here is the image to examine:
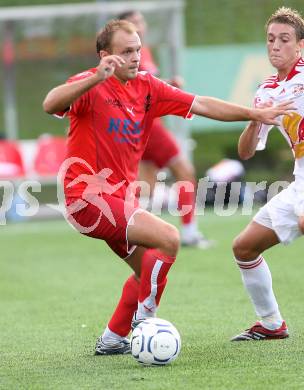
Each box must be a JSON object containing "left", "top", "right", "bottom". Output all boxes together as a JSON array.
[{"left": 131, "top": 318, "right": 181, "bottom": 366}]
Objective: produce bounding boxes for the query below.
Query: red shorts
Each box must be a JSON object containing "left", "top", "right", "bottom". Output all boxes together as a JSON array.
[
  {"left": 66, "top": 194, "right": 140, "bottom": 259},
  {"left": 142, "top": 118, "right": 180, "bottom": 168}
]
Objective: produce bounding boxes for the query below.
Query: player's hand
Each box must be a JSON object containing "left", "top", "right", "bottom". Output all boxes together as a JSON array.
[
  {"left": 256, "top": 100, "right": 274, "bottom": 109},
  {"left": 252, "top": 100, "right": 295, "bottom": 125},
  {"left": 96, "top": 55, "right": 125, "bottom": 81}
]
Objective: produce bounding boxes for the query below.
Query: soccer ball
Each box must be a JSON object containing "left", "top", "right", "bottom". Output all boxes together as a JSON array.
[{"left": 131, "top": 317, "right": 181, "bottom": 366}]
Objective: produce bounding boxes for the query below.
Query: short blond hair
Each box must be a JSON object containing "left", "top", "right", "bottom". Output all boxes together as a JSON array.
[
  {"left": 96, "top": 19, "right": 137, "bottom": 54},
  {"left": 266, "top": 7, "right": 304, "bottom": 41}
]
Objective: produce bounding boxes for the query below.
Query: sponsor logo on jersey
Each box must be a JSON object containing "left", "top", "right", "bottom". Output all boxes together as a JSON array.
[
  {"left": 105, "top": 98, "right": 123, "bottom": 108},
  {"left": 106, "top": 118, "right": 142, "bottom": 144},
  {"left": 105, "top": 99, "right": 137, "bottom": 117},
  {"left": 282, "top": 112, "right": 304, "bottom": 158},
  {"left": 292, "top": 84, "right": 304, "bottom": 97},
  {"left": 126, "top": 106, "right": 135, "bottom": 117}
]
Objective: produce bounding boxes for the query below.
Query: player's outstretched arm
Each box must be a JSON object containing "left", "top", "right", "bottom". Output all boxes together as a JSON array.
[
  {"left": 190, "top": 96, "right": 294, "bottom": 125},
  {"left": 238, "top": 121, "right": 261, "bottom": 160},
  {"left": 238, "top": 101, "right": 275, "bottom": 160},
  {"left": 43, "top": 55, "right": 125, "bottom": 114}
]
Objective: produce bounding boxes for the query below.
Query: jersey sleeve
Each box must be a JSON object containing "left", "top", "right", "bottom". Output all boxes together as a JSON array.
[
  {"left": 151, "top": 75, "right": 195, "bottom": 119},
  {"left": 253, "top": 88, "right": 273, "bottom": 151},
  {"left": 54, "top": 70, "right": 96, "bottom": 118}
]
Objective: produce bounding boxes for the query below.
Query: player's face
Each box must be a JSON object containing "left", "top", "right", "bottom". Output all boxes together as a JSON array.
[
  {"left": 267, "top": 23, "right": 303, "bottom": 76},
  {"left": 110, "top": 30, "right": 141, "bottom": 83}
]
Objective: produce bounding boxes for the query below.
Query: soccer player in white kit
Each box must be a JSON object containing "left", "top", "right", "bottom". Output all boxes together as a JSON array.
[{"left": 232, "top": 7, "right": 304, "bottom": 341}]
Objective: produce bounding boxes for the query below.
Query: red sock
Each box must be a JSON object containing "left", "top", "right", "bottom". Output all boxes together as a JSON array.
[
  {"left": 108, "top": 274, "right": 139, "bottom": 337},
  {"left": 177, "top": 181, "right": 195, "bottom": 225},
  {"left": 138, "top": 249, "right": 176, "bottom": 315}
]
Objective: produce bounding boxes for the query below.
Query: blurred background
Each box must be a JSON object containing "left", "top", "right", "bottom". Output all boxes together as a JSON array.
[{"left": 0, "top": 0, "right": 302, "bottom": 219}]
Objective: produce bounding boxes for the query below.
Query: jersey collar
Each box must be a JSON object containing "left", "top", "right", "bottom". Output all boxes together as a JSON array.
[
  {"left": 285, "top": 57, "right": 302, "bottom": 81},
  {"left": 109, "top": 75, "right": 131, "bottom": 88},
  {"left": 275, "top": 57, "right": 303, "bottom": 83}
]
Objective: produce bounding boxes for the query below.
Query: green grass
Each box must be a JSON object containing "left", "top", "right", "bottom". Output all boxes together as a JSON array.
[{"left": 1, "top": 212, "right": 304, "bottom": 389}]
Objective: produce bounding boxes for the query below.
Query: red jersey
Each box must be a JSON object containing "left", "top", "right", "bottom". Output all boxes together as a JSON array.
[{"left": 58, "top": 69, "right": 195, "bottom": 198}]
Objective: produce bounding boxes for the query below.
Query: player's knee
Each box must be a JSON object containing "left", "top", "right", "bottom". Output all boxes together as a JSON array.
[
  {"left": 232, "top": 235, "right": 255, "bottom": 260},
  {"left": 161, "top": 224, "right": 180, "bottom": 257}
]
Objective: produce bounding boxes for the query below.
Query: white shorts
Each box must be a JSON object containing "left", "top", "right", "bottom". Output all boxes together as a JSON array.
[{"left": 253, "top": 181, "right": 303, "bottom": 245}]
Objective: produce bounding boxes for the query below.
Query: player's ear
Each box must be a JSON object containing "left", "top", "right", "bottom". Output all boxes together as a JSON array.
[
  {"left": 99, "top": 50, "right": 110, "bottom": 59},
  {"left": 299, "top": 38, "right": 304, "bottom": 50}
]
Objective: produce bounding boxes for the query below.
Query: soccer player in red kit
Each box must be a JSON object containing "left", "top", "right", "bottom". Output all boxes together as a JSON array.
[
  {"left": 43, "top": 19, "right": 292, "bottom": 355},
  {"left": 119, "top": 10, "right": 214, "bottom": 248}
]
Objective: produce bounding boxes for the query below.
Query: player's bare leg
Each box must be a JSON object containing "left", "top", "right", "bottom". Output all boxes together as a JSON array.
[
  {"left": 138, "top": 161, "right": 158, "bottom": 196},
  {"left": 168, "top": 157, "right": 215, "bottom": 248},
  {"left": 231, "top": 221, "right": 288, "bottom": 341},
  {"left": 97, "top": 211, "right": 179, "bottom": 354},
  {"left": 127, "top": 209, "right": 179, "bottom": 320},
  {"left": 233, "top": 221, "right": 279, "bottom": 259},
  {"left": 127, "top": 209, "right": 180, "bottom": 258}
]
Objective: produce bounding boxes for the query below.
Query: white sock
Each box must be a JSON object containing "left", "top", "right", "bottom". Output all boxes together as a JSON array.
[
  {"left": 181, "top": 221, "right": 198, "bottom": 238},
  {"left": 236, "top": 255, "right": 283, "bottom": 330},
  {"left": 102, "top": 326, "right": 124, "bottom": 344},
  {"left": 261, "top": 314, "right": 284, "bottom": 330},
  {"left": 136, "top": 303, "right": 156, "bottom": 320}
]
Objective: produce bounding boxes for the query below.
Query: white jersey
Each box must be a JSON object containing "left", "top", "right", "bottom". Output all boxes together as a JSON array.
[{"left": 255, "top": 57, "right": 304, "bottom": 191}]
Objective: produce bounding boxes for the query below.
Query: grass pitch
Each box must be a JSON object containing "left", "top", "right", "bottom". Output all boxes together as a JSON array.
[{"left": 1, "top": 211, "right": 304, "bottom": 389}]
